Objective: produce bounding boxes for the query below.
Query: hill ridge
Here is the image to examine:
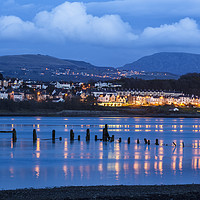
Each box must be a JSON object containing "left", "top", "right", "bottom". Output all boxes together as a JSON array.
[
  {"left": 0, "top": 54, "right": 115, "bottom": 81},
  {"left": 120, "top": 52, "right": 200, "bottom": 75}
]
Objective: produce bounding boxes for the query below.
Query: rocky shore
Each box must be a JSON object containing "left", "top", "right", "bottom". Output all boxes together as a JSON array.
[{"left": 1, "top": 185, "right": 200, "bottom": 200}]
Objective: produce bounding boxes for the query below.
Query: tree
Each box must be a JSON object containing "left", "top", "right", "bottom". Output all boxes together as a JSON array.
[{"left": 0, "top": 73, "right": 3, "bottom": 80}]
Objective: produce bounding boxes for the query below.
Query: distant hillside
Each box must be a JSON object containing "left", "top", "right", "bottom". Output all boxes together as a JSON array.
[
  {"left": 120, "top": 52, "right": 200, "bottom": 75},
  {"left": 0, "top": 53, "right": 188, "bottom": 82},
  {"left": 0, "top": 54, "right": 116, "bottom": 81}
]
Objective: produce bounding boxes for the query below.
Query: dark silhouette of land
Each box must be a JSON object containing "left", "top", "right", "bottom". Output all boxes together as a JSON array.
[{"left": 1, "top": 185, "right": 200, "bottom": 200}]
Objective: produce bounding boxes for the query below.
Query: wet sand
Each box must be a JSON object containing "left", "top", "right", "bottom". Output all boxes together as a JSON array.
[{"left": 1, "top": 185, "right": 200, "bottom": 200}]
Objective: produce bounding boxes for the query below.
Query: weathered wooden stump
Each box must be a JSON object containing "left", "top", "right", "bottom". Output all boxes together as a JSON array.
[
  {"left": 173, "top": 142, "right": 177, "bottom": 146},
  {"left": 33, "top": 129, "right": 37, "bottom": 142},
  {"left": 52, "top": 130, "right": 55, "bottom": 141},
  {"left": 137, "top": 139, "right": 140, "bottom": 144},
  {"left": 103, "top": 128, "right": 106, "bottom": 141},
  {"left": 144, "top": 138, "right": 148, "bottom": 144},
  {"left": 111, "top": 135, "right": 114, "bottom": 142},
  {"left": 59, "top": 137, "right": 62, "bottom": 141},
  {"left": 12, "top": 128, "right": 17, "bottom": 142},
  {"left": 86, "top": 129, "right": 90, "bottom": 141},
  {"left": 128, "top": 137, "right": 130, "bottom": 144},
  {"left": 70, "top": 129, "right": 74, "bottom": 141},
  {"left": 78, "top": 135, "right": 80, "bottom": 141},
  {"left": 148, "top": 140, "right": 150, "bottom": 145},
  {"left": 155, "top": 139, "right": 159, "bottom": 145},
  {"left": 182, "top": 142, "right": 184, "bottom": 148},
  {"left": 95, "top": 135, "right": 98, "bottom": 141},
  {"left": 102, "top": 124, "right": 110, "bottom": 141},
  {"left": 119, "top": 138, "right": 121, "bottom": 143}
]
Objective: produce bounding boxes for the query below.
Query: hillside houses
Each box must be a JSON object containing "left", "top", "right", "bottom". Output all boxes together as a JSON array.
[
  {"left": 0, "top": 77, "right": 199, "bottom": 107},
  {"left": 0, "top": 78, "right": 91, "bottom": 102}
]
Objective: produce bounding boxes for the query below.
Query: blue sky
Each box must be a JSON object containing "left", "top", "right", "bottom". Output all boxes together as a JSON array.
[{"left": 0, "top": 0, "right": 200, "bottom": 67}]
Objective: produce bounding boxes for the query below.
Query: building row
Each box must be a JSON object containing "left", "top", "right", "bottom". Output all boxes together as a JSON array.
[
  {"left": 96, "top": 92, "right": 200, "bottom": 107},
  {"left": 0, "top": 78, "right": 199, "bottom": 107}
]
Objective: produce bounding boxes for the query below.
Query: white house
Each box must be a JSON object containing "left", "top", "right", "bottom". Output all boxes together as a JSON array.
[
  {"left": 0, "top": 91, "right": 8, "bottom": 99},
  {"left": 13, "top": 93, "right": 24, "bottom": 102},
  {"left": 55, "top": 82, "right": 71, "bottom": 89}
]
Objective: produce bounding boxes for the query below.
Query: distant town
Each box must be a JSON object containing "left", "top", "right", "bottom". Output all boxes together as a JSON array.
[
  {"left": 0, "top": 77, "right": 199, "bottom": 108},
  {"left": 0, "top": 54, "right": 179, "bottom": 82}
]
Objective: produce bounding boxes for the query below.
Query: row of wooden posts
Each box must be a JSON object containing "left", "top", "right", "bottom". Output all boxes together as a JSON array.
[{"left": 8, "top": 125, "right": 169, "bottom": 146}]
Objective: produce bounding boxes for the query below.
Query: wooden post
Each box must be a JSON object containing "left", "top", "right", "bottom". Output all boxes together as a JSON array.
[
  {"left": 52, "top": 130, "right": 55, "bottom": 141},
  {"left": 105, "top": 124, "right": 108, "bottom": 130},
  {"left": 70, "top": 129, "right": 74, "bottom": 141},
  {"left": 173, "top": 142, "right": 177, "bottom": 146},
  {"left": 95, "top": 135, "right": 98, "bottom": 141},
  {"left": 182, "top": 142, "right": 184, "bottom": 148},
  {"left": 148, "top": 140, "right": 150, "bottom": 145},
  {"left": 137, "top": 139, "right": 140, "bottom": 144},
  {"left": 78, "top": 135, "right": 80, "bottom": 141},
  {"left": 86, "top": 129, "right": 90, "bottom": 141},
  {"left": 144, "top": 138, "right": 148, "bottom": 144},
  {"left": 155, "top": 139, "right": 159, "bottom": 145},
  {"left": 111, "top": 135, "right": 114, "bottom": 142},
  {"left": 119, "top": 138, "right": 121, "bottom": 143},
  {"left": 103, "top": 124, "right": 109, "bottom": 141},
  {"left": 103, "top": 128, "right": 106, "bottom": 141},
  {"left": 59, "top": 137, "right": 62, "bottom": 141},
  {"left": 128, "top": 137, "right": 130, "bottom": 144},
  {"left": 33, "top": 129, "right": 37, "bottom": 142},
  {"left": 12, "top": 128, "right": 17, "bottom": 142}
]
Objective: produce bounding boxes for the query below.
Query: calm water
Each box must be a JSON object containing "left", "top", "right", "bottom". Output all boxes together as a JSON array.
[{"left": 0, "top": 117, "right": 200, "bottom": 189}]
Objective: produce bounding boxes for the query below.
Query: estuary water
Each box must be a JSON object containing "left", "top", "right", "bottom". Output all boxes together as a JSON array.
[{"left": 0, "top": 117, "right": 200, "bottom": 189}]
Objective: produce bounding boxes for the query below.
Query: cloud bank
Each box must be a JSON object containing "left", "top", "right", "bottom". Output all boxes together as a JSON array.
[
  {"left": 0, "top": 2, "right": 136, "bottom": 45},
  {"left": 0, "top": 16, "right": 37, "bottom": 40},
  {"left": 141, "top": 18, "right": 200, "bottom": 46},
  {"left": 0, "top": 1, "right": 200, "bottom": 48}
]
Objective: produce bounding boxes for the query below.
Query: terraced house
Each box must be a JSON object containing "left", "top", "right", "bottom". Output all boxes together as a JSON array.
[{"left": 96, "top": 90, "right": 200, "bottom": 107}]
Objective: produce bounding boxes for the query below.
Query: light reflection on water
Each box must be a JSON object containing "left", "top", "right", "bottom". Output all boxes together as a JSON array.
[{"left": 0, "top": 117, "right": 200, "bottom": 189}]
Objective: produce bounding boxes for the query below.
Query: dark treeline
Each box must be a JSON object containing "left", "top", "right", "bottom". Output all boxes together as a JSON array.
[
  {"left": 0, "top": 100, "right": 95, "bottom": 112},
  {"left": 116, "top": 73, "right": 200, "bottom": 96}
]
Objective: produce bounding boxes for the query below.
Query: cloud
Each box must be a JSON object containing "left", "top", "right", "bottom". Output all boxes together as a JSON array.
[
  {"left": 34, "top": 2, "right": 137, "bottom": 44},
  {"left": 140, "top": 18, "right": 200, "bottom": 46},
  {"left": 0, "top": 1, "right": 137, "bottom": 45},
  {"left": 0, "top": 1, "right": 200, "bottom": 49},
  {"left": 0, "top": 16, "right": 37, "bottom": 40}
]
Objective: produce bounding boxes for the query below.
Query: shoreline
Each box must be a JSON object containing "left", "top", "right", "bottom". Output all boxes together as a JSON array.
[
  {"left": 1, "top": 184, "right": 200, "bottom": 200},
  {"left": 0, "top": 110, "right": 200, "bottom": 118}
]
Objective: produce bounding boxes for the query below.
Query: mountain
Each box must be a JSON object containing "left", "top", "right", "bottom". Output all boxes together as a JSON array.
[
  {"left": 0, "top": 54, "right": 117, "bottom": 81},
  {"left": 120, "top": 52, "right": 200, "bottom": 75},
  {"left": 0, "top": 53, "right": 190, "bottom": 82}
]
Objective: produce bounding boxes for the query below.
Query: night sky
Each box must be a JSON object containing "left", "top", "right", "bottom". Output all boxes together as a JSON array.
[{"left": 0, "top": 0, "right": 200, "bottom": 67}]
